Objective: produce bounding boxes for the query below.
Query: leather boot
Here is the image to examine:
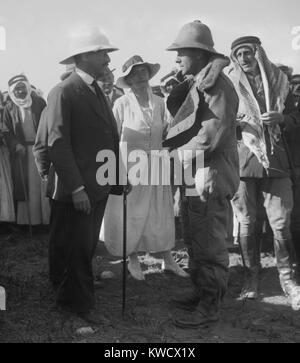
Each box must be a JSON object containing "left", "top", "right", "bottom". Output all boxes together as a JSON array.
[
  {"left": 239, "top": 235, "right": 259, "bottom": 299},
  {"left": 254, "top": 223, "right": 262, "bottom": 269},
  {"left": 274, "top": 238, "right": 294, "bottom": 282},
  {"left": 274, "top": 238, "right": 300, "bottom": 311},
  {"left": 280, "top": 277, "right": 300, "bottom": 311}
]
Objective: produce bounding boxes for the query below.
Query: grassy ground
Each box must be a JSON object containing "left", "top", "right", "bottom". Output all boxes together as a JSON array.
[{"left": 1, "top": 230, "right": 300, "bottom": 343}]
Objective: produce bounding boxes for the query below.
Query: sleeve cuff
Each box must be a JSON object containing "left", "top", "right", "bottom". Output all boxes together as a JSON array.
[{"left": 72, "top": 186, "right": 85, "bottom": 195}]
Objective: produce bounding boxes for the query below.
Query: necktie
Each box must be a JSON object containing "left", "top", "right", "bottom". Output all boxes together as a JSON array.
[
  {"left": 106, "top": 95, "right": 112, "bottom": 108},
  {"left": 91, "top": 80, "right": 119, "bottom": 138},
  {"left": 92, "top": 80, "right": 105, "bottom": 102},
  {"left": 92, "top": 80, "right": 112, "bottom": 120}
]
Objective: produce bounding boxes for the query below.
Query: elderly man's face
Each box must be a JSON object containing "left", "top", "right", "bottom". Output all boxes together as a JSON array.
[
  {"left": 13, "top": 82, "right": 28, "bottom": 99},
  {"left": 236, "top": 47, "right": 258, "bottom": 74}
]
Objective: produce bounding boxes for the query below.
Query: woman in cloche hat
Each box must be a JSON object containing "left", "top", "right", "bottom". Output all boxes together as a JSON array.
[{"left": 101, "top": 55, "right": 189, "bottom": 280}]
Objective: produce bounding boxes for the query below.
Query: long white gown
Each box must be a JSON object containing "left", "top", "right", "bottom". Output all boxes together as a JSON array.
[
  {"left": 100, "top": 89, "right": 175, "bottom": 257},
  {"left": 16, "top": 109, "right": 50, "bottom": 225}
]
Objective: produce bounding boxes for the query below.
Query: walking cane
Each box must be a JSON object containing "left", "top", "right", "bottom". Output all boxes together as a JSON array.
[
  {"left": 122, "top": 187, "right": 127, "bottom": 317},
  {"left": 18, "top": 156, "right": 33, "bottom": 241}
]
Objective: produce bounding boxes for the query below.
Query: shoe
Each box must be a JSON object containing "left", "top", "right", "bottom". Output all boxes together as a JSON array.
[
  {"left": 239, "top": 235, "right": 260, "bottom": 299},
  {"left": 280, "top": 279, "right": 300, "bottom": 311},
  {"left": 171, "top": 291, "right": 200, "bottom": 311},
  {"left": 173, "top": 310, "right": 219, "bottom": 328},
  {"left": 162, "top": 260, "right": 190, "bottom": 278},
  {"left": 77, "top": 311, "right": 111, "bottom": 325},
  {"left": 128, "top": 261, "right": 145, "bottom": 281}
]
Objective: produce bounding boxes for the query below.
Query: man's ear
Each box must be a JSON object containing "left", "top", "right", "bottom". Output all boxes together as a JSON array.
[
  {"left": 195, "top": 51, "right": 203, "bottom": 60},
  {"left": 195, "top": 50, "right": 207, "bottom": 61}
]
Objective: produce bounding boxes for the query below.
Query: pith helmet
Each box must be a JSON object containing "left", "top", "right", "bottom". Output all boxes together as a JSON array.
[
  {"left": 60, "top": 25, "right": 118, "bottom": 65},
  {"left": 60, "top": 63, "right": 76, "bottom": 81},
  {"left": 167, "top": 20, "right": 221, "bottom": 55}
]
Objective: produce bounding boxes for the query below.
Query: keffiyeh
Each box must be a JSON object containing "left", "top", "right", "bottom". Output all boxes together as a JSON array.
[
  {"left": 229, "top": 42, "right": 290, "bottom": 170},
  {"left": 8, "top": 74, "right": 32, "bottom": 110}
]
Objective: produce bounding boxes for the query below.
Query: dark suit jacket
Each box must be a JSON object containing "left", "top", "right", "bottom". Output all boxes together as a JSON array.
[
  {"left": 164, "top": 74, "right": 240, "bottom": 199},
  {"left": 32, "top": 107, "right": 50, "bottom": 179},
  {"left": 44, "top": 72, "right": 120, "bottom": 203}
]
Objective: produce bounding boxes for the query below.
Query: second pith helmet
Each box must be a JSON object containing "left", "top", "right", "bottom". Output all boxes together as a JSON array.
[{"left": 167, "top": 20, "right": 220, "bottom": 55}]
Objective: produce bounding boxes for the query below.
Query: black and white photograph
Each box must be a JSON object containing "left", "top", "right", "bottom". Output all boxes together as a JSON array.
[{"left": 0, "top": 0, "right": 300, "bottom": 345}]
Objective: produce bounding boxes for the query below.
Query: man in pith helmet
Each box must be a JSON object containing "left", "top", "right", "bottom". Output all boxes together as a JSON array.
[
  {"left": 164, "top": 20, "right": 239, "bottom": 327},
  {"left": 37, "top": 25, "right": 122, "bottom": 324}
]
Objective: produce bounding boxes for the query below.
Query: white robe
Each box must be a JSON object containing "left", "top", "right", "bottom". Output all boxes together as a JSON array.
[
  {"left": 16, "top": 109, "right": 50, "bottom": 225},
  {"left": 100, "top": 89, "right": 175, "bottom": 257}
]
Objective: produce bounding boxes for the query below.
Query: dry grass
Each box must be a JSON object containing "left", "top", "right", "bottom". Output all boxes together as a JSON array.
[{"left": 0, "top": 232, "right": 300, "bottom": 343}]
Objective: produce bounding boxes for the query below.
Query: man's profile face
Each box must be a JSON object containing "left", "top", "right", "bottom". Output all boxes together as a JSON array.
[
  {"left": 175, "top": 49, "right": 201, "bottom": 76},
  {"left": 85, "top": 50, "right": 111, "bottom": 79},
  {"left": 13, "top": 82, "right": 28, "bottom": 100},
  {"left": 235, "top": 47, "right": 258, "bottom": 74}
]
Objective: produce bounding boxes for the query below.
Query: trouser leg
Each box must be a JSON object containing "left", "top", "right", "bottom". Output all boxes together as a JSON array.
[
  {"left": 232, "top": 178, "right": 260, "bottom": 298},
  {"left": 48, "top": 199, "right": 69, "bottom": 287},
  {"left": 56, "top": 199, "right": 107, "bottom": 313},
  {"left": 187, "top": 195, "right": 230, "bottom": 314},
  {"left": 262, "top": 177, "right": 300, "bottom": 310},
  {"left": 262, "top": 177, "right": 294, "bottom": 282},
  {"left": 180, "top": 191, "right": 190, "bottom": 245},
  {"left": 291, "top": 169, "right": 300, "bottom": 270}
]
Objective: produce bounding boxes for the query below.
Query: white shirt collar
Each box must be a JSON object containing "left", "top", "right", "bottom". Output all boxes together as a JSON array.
[
  {"left": 76, "top": 67, "right": 95, "bottom": 86},
  {"left": 107, "top": 90, "right": 113, "bottom": 101}
]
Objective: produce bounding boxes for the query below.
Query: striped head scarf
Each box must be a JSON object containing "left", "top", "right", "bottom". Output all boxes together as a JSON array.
[
  {"left": 8, "top": 74, "right": 32, "bottom": 109},
  {"left": 228, "top": 36, "right": 289, "bottom": 171}
]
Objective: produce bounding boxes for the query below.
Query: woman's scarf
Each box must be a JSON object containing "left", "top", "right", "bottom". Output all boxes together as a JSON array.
[{"left": 229, "top": 43, "right": 290, "bottom": 170}]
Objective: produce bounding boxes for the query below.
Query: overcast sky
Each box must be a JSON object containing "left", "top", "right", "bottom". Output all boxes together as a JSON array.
[{"left": 1, "top": 0, "right": 300, "bottom": 96}]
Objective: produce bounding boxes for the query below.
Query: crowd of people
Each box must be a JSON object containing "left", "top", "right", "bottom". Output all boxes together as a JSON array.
[{"left": 1, "top": 20, "right": 300, "bottom": 327}]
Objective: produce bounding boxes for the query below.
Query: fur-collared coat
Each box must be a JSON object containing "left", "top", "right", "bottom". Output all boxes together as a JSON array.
[{"left": 165, "top": 70, "right": 240, "bottom": 200}]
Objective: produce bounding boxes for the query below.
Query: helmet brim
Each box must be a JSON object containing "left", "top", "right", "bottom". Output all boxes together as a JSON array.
[{"left": 59, "top": 44, "right": 119, "bottom": 65}]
